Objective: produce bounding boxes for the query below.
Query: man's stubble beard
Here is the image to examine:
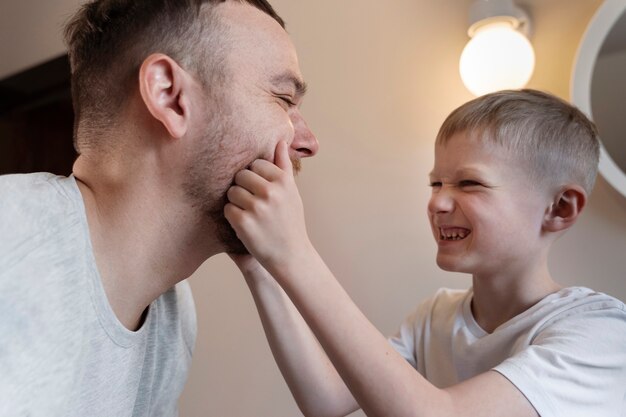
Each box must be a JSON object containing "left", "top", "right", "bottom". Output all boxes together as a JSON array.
[
  {"left": 182, "top": 114, "right": 250, "bottom": 255},
  {"left": 182, "top": 104, "right": 303, "bottom": 256}
]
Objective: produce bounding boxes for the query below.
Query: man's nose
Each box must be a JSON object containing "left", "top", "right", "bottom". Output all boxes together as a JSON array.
[{"left": 290, "top": 111, "right": 319, "bottom": 158}]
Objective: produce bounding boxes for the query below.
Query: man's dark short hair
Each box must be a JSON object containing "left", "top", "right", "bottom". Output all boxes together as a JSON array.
[{"left": 64, "top": 0, "right": 284, "bottom": 152}]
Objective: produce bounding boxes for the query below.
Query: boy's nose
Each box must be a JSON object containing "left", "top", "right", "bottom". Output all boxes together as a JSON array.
[
  {"left": 428, "top": 188, "right": 455, "bottom": 215},
  {"left": 290, "top": 110, "right": 319, "bottom": 158}
]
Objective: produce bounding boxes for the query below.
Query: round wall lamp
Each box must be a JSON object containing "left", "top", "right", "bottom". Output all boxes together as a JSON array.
[{"left": 460, "top": 0, "right": 535, "bottom": 96}]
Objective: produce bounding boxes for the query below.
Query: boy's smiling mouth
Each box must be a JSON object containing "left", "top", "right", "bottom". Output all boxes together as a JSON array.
[{"left": 439, "top": 227, "right": 471, "bottom": 241}]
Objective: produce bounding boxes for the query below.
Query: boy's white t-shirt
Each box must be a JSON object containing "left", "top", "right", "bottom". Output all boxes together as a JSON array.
[
  {"left": 389, "top": 287, "right": 626, "bottom": 417},
  {"left": 0, "top": 173, "right": 197, "bottom": 417}
]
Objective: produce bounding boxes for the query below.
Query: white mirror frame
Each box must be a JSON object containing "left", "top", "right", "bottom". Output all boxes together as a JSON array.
[{"left": 571, "top": 0, "right": 626, "bottom": 198}]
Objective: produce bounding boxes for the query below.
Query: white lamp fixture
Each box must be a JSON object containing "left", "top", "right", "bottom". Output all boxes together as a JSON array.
[{"left": 460, "top": 0, "right": 535, "bottom": 96}]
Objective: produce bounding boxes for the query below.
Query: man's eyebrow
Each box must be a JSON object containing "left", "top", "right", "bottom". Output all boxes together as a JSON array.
[{"left": 271, "top": 72, "right": 308, "bottom": 96}]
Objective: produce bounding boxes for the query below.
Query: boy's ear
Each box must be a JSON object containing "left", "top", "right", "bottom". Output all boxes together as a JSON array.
[
  {"left": 542, "top": 185, "right": 588, "bottom": 233},
  {"left": 138, "top": 53, "right": 193, "bottom": 139}
]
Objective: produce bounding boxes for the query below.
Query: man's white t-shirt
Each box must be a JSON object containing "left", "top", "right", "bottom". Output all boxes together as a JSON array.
[
  {"left": 0, "top": 173, "right": 197, "bottom": 417},
  {"left": 389, "top": 287, "right": 626, "bottom": 417}
]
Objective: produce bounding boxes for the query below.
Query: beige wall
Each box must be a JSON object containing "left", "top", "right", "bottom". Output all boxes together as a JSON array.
[
  {"left": 2, "top": 0, "right": 624, "bottom": 416},
  {"left": 0, "top": 0, "right": 83, "bottom": 78}
]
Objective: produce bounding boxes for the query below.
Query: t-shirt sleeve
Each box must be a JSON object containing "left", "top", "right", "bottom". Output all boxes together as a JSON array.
[
  {"left": 493, "top": 304, "right": 626, "bottom": 417},
  {"left": 388, "top": 289, "right": 467, "bottom": 371},
  {"left": 388, "top": 307, "right": 420, "bottom": 369},
  {"left": 388, "top": 294, "right": 441, "bottom": 370}
]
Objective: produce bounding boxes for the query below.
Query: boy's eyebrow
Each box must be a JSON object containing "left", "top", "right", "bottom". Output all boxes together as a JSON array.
[
  {"left": 456, "top": 167, "right": 488, "bottom": 177},
  {"left": 271, "top": 72, "right": 308, "bottom": 97},
  {"left": 429, "top": 166, "right": 489, "bottom": 179}
]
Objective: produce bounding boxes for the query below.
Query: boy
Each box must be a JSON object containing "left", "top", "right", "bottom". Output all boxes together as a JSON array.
[{"left": 225, "top": 89, "right": 626, "bottom": 417}]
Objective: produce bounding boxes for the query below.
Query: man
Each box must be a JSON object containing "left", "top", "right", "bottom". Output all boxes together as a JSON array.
[{"left": 0, "top": 0, "right": 318, "bottom": 416}]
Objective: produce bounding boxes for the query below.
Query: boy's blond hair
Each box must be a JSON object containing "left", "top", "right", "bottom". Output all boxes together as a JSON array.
[{"left": 436, "top": 89, "right": 600, "bottom": 194}]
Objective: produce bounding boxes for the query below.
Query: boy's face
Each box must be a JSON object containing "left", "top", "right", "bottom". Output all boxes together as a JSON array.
[{"left": 427, "top": 132, "right": 551, "bottom": 278}]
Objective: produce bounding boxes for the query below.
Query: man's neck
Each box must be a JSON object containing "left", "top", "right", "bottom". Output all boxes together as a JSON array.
[{"left": 73, "top": 160, "right": 219, "bottom": 330}]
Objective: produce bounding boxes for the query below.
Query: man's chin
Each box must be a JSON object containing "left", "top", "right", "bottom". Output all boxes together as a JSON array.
[
  {"left": 227, "top": 242, "right": 249, "bottom": 255},
  {"left": 216, "top": 224, "right": 249, "bottom": 255}
]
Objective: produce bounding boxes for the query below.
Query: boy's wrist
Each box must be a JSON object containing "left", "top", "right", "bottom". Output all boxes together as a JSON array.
[{"left": 268, "top": 240, "right": 321, "bottom": 286}]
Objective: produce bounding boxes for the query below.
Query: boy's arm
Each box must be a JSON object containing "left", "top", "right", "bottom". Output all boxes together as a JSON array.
[
  {"left": 266, "top": 249, "right": 537, "bottom": 417},
  {"left": 225, "top": 142, "right": 538, "bottom": 417},
  {"left": 231, "top": 254, "right": 359, "bottom": 417}
]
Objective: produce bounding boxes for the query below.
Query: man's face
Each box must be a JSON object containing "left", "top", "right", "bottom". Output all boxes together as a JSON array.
[{"left": 183, "top": 1, "right": 319, "bottom": 254}]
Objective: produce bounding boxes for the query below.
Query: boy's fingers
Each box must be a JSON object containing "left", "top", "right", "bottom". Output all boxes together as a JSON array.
[
  {"left": 249, "top": 159, "right": 282, "bottom": 182},
  {"left": 234, "top": 169, "right": 270, "bottom": 195},
  {"left": 224, "top": 202, "right": 243, "bottom": 226},
  {"left": 246, "top": 141, "right": 294, "bottom": 182},
  {"left": 226, "top": 185, "right": 255, "bottom": 210},
  {"left": 274, "top": 141, "right": 293, "bottom": 174}
]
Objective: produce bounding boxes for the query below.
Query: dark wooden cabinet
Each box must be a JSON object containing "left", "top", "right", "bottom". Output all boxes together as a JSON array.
[{"left": 0, "top": 55, "right": 76, "bottom": 176}]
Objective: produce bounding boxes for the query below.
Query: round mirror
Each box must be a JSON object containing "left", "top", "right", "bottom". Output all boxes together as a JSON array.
[{"left": 571, "top": 0, "right": 626, "bottom": 197}]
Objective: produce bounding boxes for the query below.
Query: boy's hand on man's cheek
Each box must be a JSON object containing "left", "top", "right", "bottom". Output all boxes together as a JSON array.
[{"left": 224, "top": 141, "right": 313, "bottom": 275}]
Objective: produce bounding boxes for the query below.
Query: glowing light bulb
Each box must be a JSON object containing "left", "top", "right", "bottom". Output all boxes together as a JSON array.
[{"left": 459, "top": 22, "right": 535, "bottom": 96}]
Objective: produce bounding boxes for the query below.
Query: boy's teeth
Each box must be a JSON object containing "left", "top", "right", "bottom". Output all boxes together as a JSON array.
[{"left": 440, "top": 228, "right": 470, "bottom": 240}]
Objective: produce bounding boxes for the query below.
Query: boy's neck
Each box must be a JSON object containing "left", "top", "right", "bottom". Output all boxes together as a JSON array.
[{"left": 470, "top": 265, "right": 562, "bottom": 333}]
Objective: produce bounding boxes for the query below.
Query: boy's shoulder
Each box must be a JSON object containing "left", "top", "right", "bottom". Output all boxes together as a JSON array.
[
  {"left": 427, "top": 287, "right": 471, "bottom": 309},
  {"left": 409, "top": 287, "right": 471, "bottom": 324},
  {"left": 534, "top": 286, "right": 626, "bottom": 326},
  {"left": 417, "top": 286, "right": 626, "bottom": 332}
]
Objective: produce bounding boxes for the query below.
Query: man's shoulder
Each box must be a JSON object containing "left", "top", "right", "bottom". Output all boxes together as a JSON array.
[
  {"left": 0, "top": 172, "right": 73, "bottom": 200},
  {"left": 0, "top": 172, "right": 87, "bottom": 271},
  {"left": 0, "top": 172, "right": 80, "bottom": 229}
]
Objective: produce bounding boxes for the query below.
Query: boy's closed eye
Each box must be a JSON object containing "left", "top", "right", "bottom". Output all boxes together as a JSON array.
[
  {"left": 428, "top": 180, "right": 485, "bottom": 188},
  {"left": 458, "top": 180, "right": 484, "bottom": 188}
]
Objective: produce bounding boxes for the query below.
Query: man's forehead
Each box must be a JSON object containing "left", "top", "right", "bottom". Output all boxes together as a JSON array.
[
  {"left": 214, "top": 0, "right": 287, "bottom": 40},
  {"left": 214, "top": 2, "right": 300, "bottom": 76}
]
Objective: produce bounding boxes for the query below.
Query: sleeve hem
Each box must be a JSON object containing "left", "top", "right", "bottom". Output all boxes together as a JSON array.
[{"left": 493, "top": 361, "right": 557, "bottom": 417}]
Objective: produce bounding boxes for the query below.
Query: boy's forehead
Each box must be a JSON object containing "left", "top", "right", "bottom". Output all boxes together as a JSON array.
[
  {"left": 431, "top": 135, "right": 518, "bottom": 177},
  {"left": 435, "top": 132, "right": 508, "bottom": 159}
]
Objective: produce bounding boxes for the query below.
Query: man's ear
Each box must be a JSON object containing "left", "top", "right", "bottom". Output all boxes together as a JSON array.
[
  {"left": 139, "top": 53, "right": 193, "bottom": 139},
  {"left": 543, "top": 185, "right": 588, "bottom": 233}
]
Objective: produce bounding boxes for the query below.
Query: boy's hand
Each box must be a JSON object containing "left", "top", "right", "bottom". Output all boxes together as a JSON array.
[{"left": 225, "top": 141, "right": 313, "bottom": 275}]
